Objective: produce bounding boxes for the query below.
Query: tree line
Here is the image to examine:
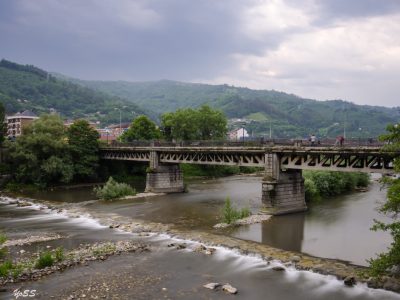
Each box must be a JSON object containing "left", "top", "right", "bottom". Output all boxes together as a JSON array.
[{"left": 119, "top": 105, "right": 227, "bottom": 142}]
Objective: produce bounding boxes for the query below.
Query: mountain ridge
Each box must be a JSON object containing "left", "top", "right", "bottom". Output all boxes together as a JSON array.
[
  {"left": 65, "top": 76, "right": 400, "bottom": 138},
  {"left": 1, "top": 59, "right": 398, "bottom": 138}
]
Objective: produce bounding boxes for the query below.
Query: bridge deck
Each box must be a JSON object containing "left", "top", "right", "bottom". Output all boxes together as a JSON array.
[{"left": 100, "top": 143, "right": 398, "bottom": 174}]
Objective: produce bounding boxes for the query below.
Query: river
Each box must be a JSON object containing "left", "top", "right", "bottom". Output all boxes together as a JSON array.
[{"left": 0, "top": 175, "right": 398, "bottom": 299}]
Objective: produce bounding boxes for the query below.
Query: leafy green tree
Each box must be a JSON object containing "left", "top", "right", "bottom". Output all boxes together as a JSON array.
[
  {"left": 161, "top": 105, "right": 227, "bottom": 141},
  {"left": 8, "top": 114, "right": 73, "bottom": 186},
  {"left": 369, "top": 123, "right": 400, "bottom": 276},
  {"left": 197, "top": 105, "right": 227, "bottom": 140},
  {"left": 120, "top": 115, "right": 160, "bottom": 141},
  {"left": 0, "top": 102, "right": 5, "bottom": 145},
  {"left": 67, "top": 120, "right": 100, "bottom": 181}
]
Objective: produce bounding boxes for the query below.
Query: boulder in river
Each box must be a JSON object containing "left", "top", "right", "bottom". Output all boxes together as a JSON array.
[
  {"left": 176, "top": 243, "right": 187, "bottom": 250},
  {"left": 203, "top": 282, "right": 221, "bottom": 290},
  {"left": 272, "top": 266, "right": 285, "bottom": 271},
  {"left": 222, "top": 283, "right": 238, "bottom": 294},
  {"left": 344, "top": 276, "right": 356, "bottom": 287},
  {"left": 290, "top": 255, "right": 301, "bottom": 263}
]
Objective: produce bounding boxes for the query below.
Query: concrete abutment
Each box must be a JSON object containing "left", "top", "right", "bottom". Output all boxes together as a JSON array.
[
  {"left": 145, "top": 151, "right": 184, "bottom": 193},
  {"left": 262, "top": 153, "right": 307, "bottom": 215}
]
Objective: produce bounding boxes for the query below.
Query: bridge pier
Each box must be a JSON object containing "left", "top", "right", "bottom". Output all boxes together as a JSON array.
[
  {"left": 262, "top": 154, "right": 307, "bottom": 215},
  {"left": 145, "top": 151, "right": 184, "bottom": 193},
  {"left": 145, "top": 164, "right": 184, "bottom": 193}
]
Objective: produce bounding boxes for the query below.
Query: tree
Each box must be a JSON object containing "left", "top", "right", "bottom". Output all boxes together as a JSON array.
[
  {"left": 0, "top": 102, "right": 5, "bottom": 145},
  {"left": 197, "top": 105, "right": 227, "bottom": 140},
  {"left": 67, "top": 120, "right": 100, "bottom": 181},
  {"left": 369, "top": 123, "right": 400, "bottom": 276},
  {"left": 8, "top": 114, "right": 73, "bottom": 186},
  {"left": 161, "top": 105, "right": 227, "bottom": 141},
  {"left": 120, "top": 115, "right": 160, "bottom": 141}
]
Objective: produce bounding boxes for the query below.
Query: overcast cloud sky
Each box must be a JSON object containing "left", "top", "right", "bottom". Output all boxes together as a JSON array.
[{"left": 0, "top": 0, "right": 399, "bottom": 107}]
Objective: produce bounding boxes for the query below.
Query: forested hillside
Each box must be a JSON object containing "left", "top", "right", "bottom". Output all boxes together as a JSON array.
[
  {"left": 1, "top": 59, "right": 398, "bottom": 138},
  {"left": 0, "top": 60, "right": 148, "bottom": 125},
  {"left": 71, "top": 79, "right": 400, "bottom": 138}
]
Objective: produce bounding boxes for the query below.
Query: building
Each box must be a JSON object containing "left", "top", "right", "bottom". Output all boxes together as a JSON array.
[
  {"left": 107, "top": 122, "right": 131, "bottom": 137},
  {"left": 6, "top": 110, "right": 38, "bottom": 138},
  {"left": 228, "top": 127, "right": 249, "bottom": 140},
  {"left": 97, "top": 128, "right": 117, "bottom": 144}
]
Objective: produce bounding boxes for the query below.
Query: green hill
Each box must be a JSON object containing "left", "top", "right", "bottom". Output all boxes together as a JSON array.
[
  {"left": 0, "top": 59, "right": 148, "bottom": 125},
  {"left": 70, "top": 79, "right": 400, "bottom": 138},
  {"left": 1, "top": 58, "right": 398, "bottom": 138}
]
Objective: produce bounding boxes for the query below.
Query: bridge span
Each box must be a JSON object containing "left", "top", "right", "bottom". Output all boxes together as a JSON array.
[{"left": 100, "top": 140, "right": 398, "bottom": 215}]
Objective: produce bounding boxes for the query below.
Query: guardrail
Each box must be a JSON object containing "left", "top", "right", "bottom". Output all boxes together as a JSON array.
[{"left": 101, "top": 138, "right": 384, "bottom": 148}]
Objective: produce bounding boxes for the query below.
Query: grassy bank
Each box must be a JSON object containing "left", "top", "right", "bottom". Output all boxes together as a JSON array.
[{"left": 304, "top": 171, "right": 370, "bottom": 202}]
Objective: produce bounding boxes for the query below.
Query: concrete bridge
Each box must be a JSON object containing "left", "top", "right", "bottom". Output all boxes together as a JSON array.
[{"left": 100, "top": 140, "right": 398, "bottom": 215}]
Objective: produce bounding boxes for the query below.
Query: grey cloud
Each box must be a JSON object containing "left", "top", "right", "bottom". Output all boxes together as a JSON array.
[{"left": 0, "top": 0, "right": 275, "bottom": 81}]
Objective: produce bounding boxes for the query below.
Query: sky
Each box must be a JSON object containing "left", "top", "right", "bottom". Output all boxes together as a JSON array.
[{"left": 0, "top": 0, "right": 399, "bottom": 107}]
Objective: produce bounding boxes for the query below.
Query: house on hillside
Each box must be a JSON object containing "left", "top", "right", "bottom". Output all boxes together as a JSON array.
[
  {"left": 107, "top": 122, "right": 131, "bottom": 137},
  {"left": 6, "top": 110, "right": 38, "bottom": 139},
  {"left": 228, "top": 127, "right": 249, "bottom": 140}
]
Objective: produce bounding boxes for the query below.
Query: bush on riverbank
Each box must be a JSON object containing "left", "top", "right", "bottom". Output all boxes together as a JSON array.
[
  {"left": 35, "top": 250, "right": 54, "bottom": 269},
  {"left": 94, "top": 177, "right": 136, "bottom": 200},
  {"left": 222, "top": 197, "right": 251, "bottom": 224},
  {"left": 304, "top": 171, "right": 370, "bottom": 202}
]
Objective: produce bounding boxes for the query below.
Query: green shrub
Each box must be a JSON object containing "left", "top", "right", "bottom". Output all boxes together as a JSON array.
[
  {"left": 0, "top": 233, "right": 7, "bottom": 259},
  {"left": 304, "top": 177, "right": 320, "bottom": 201},
  {"left": 239, "top": 207, "right": 251, "bottom": 219},
  {"left": 94, "top": 177, "right": 136, "bottom": 200},
  {"left": 0, "top": 260, "right": 12, "bottom": 277},
  {"left": 35, "top": 251, "right": 54, "bottom": 269},
  {"left": 303, "top": 171, "right": 371, "bottom": 202},
  {"left": 54, "top": 247, "right": 64, "bottom": 262},
  {"left": 355, "top": 173, "right": 370, "bottom": 187},
  {"left": 222, "top": 197, "right": 251, "bottom": 224}
]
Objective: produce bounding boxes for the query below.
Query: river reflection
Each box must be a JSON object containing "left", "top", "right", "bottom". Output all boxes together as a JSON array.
[{"left": 231, "top": 179, "right": 392, "bottom": 265}]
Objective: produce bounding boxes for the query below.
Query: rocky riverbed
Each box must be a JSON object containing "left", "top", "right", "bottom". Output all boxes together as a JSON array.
[
  {"left": 103, "top": 218, "right": 400, "bottom": 293},
  {"left": 0, "top": 240, "right": 150, "bottom": 286}
]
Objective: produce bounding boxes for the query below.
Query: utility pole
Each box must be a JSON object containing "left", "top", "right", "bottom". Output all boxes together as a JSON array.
[
  {"left": 119, "top": 109, "right": 122, "bottom": 136},
  {"left": 269, "top": 121, "right": 272, "bottom": 139}
]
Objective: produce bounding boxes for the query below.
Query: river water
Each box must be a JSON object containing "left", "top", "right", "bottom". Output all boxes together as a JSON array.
[{"left": 0, "top": 175, "right": 398, "bottom": 299}]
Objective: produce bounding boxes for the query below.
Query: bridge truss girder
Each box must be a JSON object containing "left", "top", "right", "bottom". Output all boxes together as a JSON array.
[
  {"left": 280, "top": 152, "right": 394, "bottom": 173},
  {"left": 100, "top": 147, "right": 396, "bottom": 174}
]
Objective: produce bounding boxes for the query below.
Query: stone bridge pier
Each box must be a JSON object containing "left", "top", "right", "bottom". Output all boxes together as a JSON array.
[
  {"left": 262, "top": 153, "right": 307, "bottom": 215},
  {"left": 145, "top": 151, "right": 184, "bottom": 193}
]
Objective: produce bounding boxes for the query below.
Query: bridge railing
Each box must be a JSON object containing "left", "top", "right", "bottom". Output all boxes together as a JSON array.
[{"left": 101, "top": 138, "right": 384, "bottom": 148}]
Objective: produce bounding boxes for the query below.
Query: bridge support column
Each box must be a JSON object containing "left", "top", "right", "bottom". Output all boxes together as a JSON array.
[
  {"left": 262, "top": 154, "right": 307, "bottom": 215},
  {"left": 145, "top": 164, "right": 184, "bottom": 193},
  {"left": 145, "top": 151, "right": 184, "bottom": 193}
]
